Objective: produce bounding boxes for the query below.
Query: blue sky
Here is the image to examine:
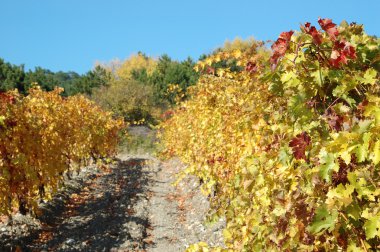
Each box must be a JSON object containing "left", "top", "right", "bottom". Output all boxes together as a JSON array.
[{"left": 1, "top": 0, "right": 379, "bottom": 74}]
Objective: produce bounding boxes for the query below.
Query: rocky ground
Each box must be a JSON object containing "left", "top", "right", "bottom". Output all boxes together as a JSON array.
[{"left": 0, "top": 127, "right": 225, "bottom": 252}]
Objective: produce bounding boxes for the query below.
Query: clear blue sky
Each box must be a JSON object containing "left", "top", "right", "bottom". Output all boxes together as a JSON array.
[{"left": 1, "top": 0, "right": 379, "bottom": 74}]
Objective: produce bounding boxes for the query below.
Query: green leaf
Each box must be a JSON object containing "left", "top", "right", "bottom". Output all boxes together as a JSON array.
[
  {"left": 340, "top": 94, "right": 356, "bottom": 106},
  {"left": 356, "top": 120, "right": 372, "bottom": 134},
  {"left": 362, "top": 68, "right": 377, "bottom": 85},
  {"left": 318, "top": 150, "right": 338, "bottom": 183},
  {"left": 311, "top": 70, "right": 323, "bottom": 87},
  {"left": 375, "top": 110, "right": 380, "bottom": 126},
  {"left": 326, "top": 184, "right": 354, "bottom": 208},
  {"left": 346, "top": 202, "right": 361, "bottom": 220},
  {"left": 308, "top": 205, "right": 338, "bottom": 234},
  {"left": 281, "top": 71, "right": 301, "bottom": 88},
  {"left": 347, "top": 242, "right": 364, "bottom": 252},
  {"left": 288, "top": 94, "right": 313, "bottom": 122},
  {"left": 279, "top": 147, "right": 291, "bottom": 166},
  {"left": 364, "top": 215, "right": 380, "bottom": 239},
  {"left": 371, "top": 140, "right": 380, "bottom": 165},
  {"left": 347, "top": 172, "right": 358, "bottom": 187},
  {"left": 354, "top": 132, "right": 371, "bottom": 162},
  {"left": 340, "top": 151, "right": 351, "bottom": 165},
  {"left": 355, "top": 145, "right": 367, "bottom": 163},
  {"left": 269, "top": 80, "right": 284, "bottom": 96},
  {"left": 332, "top": 75, "right": 357, "bottom": 97},
  {"left": 0, "top": 115, "right": 5, "bottom": 126},
  {"left": 327, "top": 69, "right": 344, "bottom": 82},
  {"left": 363, "top": 102, "right": 380, "bottom": 126},
  {"left": 347, "top": 172, "right": 375, "bottom": 200}
]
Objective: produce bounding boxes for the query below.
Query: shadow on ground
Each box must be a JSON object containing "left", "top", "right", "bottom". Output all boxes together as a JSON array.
[{"left": 1, "top": 158, "right": 153, "bottom": 252}]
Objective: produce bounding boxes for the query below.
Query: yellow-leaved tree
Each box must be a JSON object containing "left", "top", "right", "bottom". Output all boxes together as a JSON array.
[{"left": 116, "top": 52, "right": 157, "bottom": 80}]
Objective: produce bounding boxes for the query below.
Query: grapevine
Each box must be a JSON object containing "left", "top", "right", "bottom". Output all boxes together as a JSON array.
[
  {"left": 0, "top": 86, "right": 124, "bottom": 216},
  {"left": 161, "top": 19, "right": 380, "bottom": 251}
]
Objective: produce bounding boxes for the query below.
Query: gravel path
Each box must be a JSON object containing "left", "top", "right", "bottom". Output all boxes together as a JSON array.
[
  {"left": 147, "top": 158, "right": 225, "bottom": 252},
  {"left": 0, "top": 152, "right": 224, "bottom": 251}
]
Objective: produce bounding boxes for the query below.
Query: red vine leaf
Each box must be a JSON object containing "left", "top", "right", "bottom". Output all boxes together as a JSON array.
[
  {"left": 0, "top": 92, "right": 15, "bottom": 113},
  {"left": 337, "top": 233, "right": 348, "bottom": 250},
  {"left": 356, "top": 100, "right": 368, "bottom": 119},
  {"left": 327, "top": 114, "right": 344, "bottom": 131},
  {"left": 332, "top": 158, "right": 353, "bottom": 186},
  {"left": 0, "top": 93, "right": 15, "bottom": 104},
  {"left": 318, "top": 18, "right": 339, "bottom": 41},
  {"left": 334, "top": 40, "right": 357, "bottom": 58},
  {"left": 206, "top": 66, "right": 216, "bottom": 75},
  {"left": 302, "top": 22, "right": 323, "bottom": 45},
  {"left": 289, "top": 132, "right": 311, "bottom": 160},
  {"left": 306, "top": 99, "right": 318, "bottom": 109},
  {"left": 357, "top": 100, "right": 369, "bottom": 111},
  {"left": 329, "top": 40, "right": 357, "bottom": 68},
  {"left": 245, "top": 61, "right": 258, "bottom": 73},
  {"left": 270, "top": 31, "right": 294, "bottom": 70},
  {"left": 324, "top": 108, "right": 344, "bottom": 131},
  {"left": 161, "top": 109, "right": 175, "bottom": 120}
]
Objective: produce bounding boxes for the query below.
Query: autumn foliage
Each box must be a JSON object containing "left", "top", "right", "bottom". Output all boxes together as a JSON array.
[
  {"left": 161, "top": 19, "right": 380, "bottom": 251},
  {"left": 0, "top": 87, "right": 124, "bottom": 216}
]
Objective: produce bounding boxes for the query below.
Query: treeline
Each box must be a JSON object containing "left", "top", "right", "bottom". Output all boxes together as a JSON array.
[
  {"left": 0, "top": 54, "right": 199, "bottom": 124},
  {"left": 0, "top": 58, "right": 110, "bottom": 96},
  {"left": 0, "top": 37, "right": 255, "bottom": 124}
]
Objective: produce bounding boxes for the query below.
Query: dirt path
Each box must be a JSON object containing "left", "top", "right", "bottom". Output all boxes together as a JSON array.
[
  {"left": 146, "top": 157, "right": 224, "bottom": 252},
  {"left": 0, "top": 152, "right": 224, "bottom": 251}
]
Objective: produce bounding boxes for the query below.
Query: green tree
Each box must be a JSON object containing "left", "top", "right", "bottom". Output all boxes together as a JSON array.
[
  {"left": 69, "top": 66, "right": 111, "bottom": 96},
  {"left": 24, "top": 67, "right": 60, "bottom": 92},
  {"left": 0, "top": 58, "right": 25, "bottom": 92},
  {"left": 149, "top": 55, "right": 198, "bottom": 104}
]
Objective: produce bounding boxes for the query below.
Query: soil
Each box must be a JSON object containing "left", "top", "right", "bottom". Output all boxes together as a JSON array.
[{"left": 0, "top": 127, "right": 225, "bottom": 252}]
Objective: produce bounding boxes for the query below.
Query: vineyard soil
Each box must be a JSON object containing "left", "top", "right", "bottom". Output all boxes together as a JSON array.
[{"left": 0, "top": 128, "right": 224, "bottom": 251}]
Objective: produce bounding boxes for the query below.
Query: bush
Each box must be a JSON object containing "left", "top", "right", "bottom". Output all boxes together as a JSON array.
[{"left": 91, "top": 78, "right": 159, "bottom": 125}]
